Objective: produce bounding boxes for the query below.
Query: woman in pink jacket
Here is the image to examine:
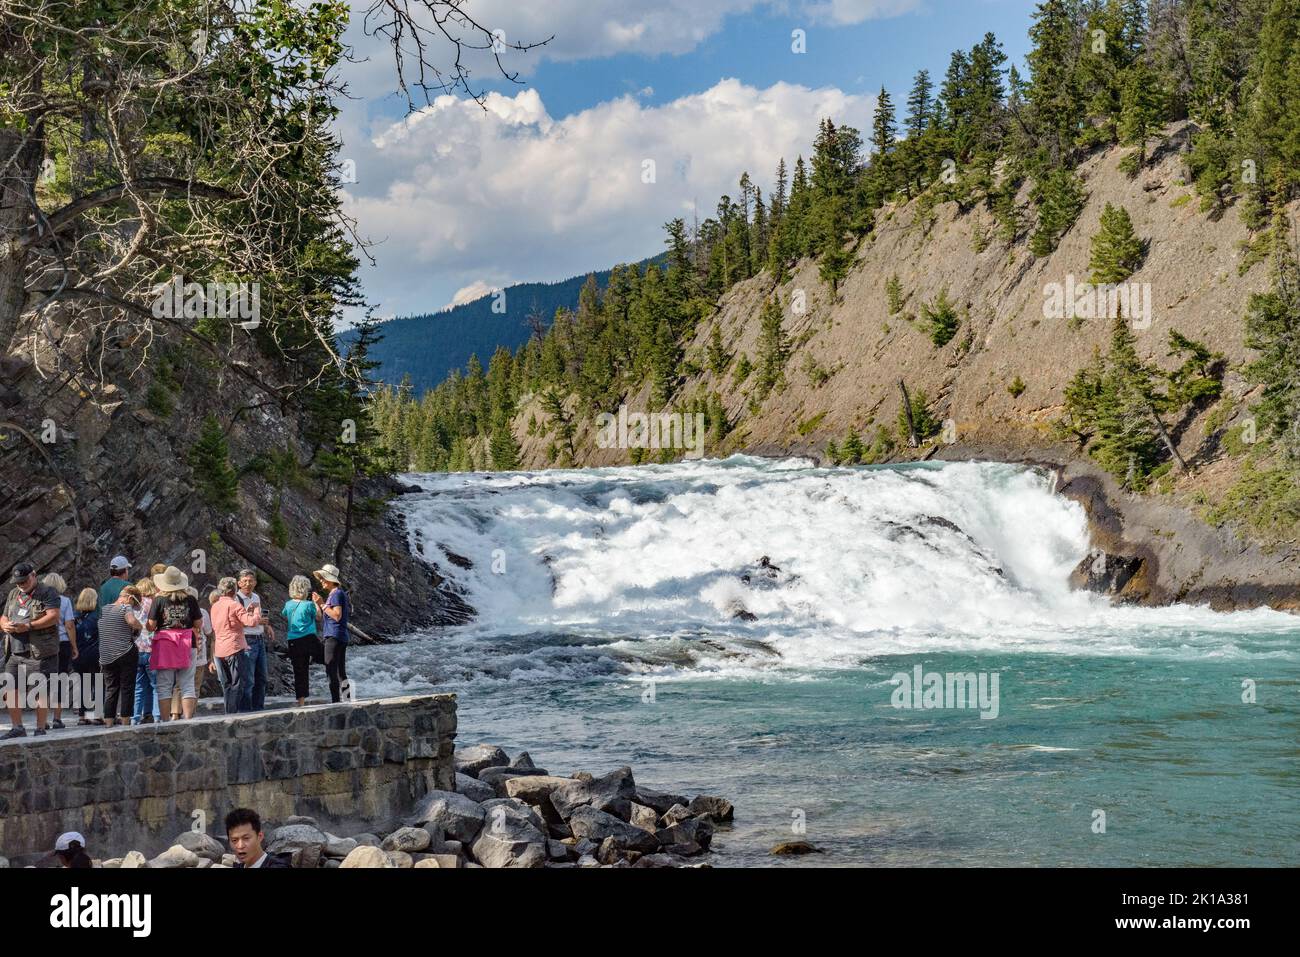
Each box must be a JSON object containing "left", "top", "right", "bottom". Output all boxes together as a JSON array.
[{"left": 208, "top": 577, "right": 262, "bottom": 715}]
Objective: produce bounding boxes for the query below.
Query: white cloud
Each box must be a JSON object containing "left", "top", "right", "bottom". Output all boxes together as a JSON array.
[
  {"left": 445, "top": 280, "right": 497, "bottom": 309},
  {"left": 345, "top": 79, "right": 873, "bottom": 316}
]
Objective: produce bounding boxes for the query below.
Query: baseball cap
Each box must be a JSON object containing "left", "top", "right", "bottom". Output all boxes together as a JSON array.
[
  {"left": 109, "top": 555, "right": 132, "bottom": 571},
  {"left": 10, "top": 562, "right": 34, "bottom": 582},
  {"left": 55, "top": 831, "right": 86, "bottom": 851}
]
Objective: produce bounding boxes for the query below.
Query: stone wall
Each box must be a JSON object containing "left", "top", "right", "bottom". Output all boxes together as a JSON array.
[{"left": 0, "top": 694, "right": 456, "bottom": 862}]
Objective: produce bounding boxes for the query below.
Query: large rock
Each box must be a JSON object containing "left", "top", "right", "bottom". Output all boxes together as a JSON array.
[
  {"left": 323, "top": 838, "right": 358, "bottom": 859},
  {"left": 504, "top": 775, "right": 578, "bottom": 805},
  {"left": 120, "top": 851, "right": 146, "bottom": 869},
  {"left": 386, "top": 850, "right": 414, "bottom": 868},
  {"left": 175, "top": 832, "right": 224, "bottom": 863},
  {"left": 635, "top": 788, "right": 690, "bottom": 816},
  {"left": 409, "top": 789, "right": 486, "bottom": 844},
  {"left": 414, "top": 854, "right": 462, "bottom": 869},
  {"left": 147, "top": 845, "right": 200, "bottom": 869},
  {"left": 479, "top": 765, "right": 548, "bottom": 796},
  {"left": 1069, "top": 548, "right": 1143, "bottom": 596},
  {"left": 629, "top": 803, "right": 659, "bottom": 832},
  {"left": 469, "top": 803, "right": 548, "bottom": 868},
  {"left": 509, "top": 751, "right": 537, "bottom": 770},
  {"left": 381, "top": 827, "right": 431, "bottom": 853},
  {"left": 656, "top": 817, "right": 713, "bottom": 850},
  {"left": 481, "top": 798, "right": 545, "bottom": 835},
  {"left": 267, "top": 823, "right": 329, "bottom": 855},
  {"left": 567, "top": 806, "right": 659, "bottom": 854},
  {"left": 455, "top": 772, "right": 496, "bottom": 804},
  {"left": 548, "top": 766, "right": 637, "bottom": 821},
  {"left": 340, "top": 846, "right": 395, "bottom": 869},
  {"left": 454, "top": 744, "right": 510, "bottom": 778},
  {"left": 687, "top": 795, "right": 733, "bottom": 823}
]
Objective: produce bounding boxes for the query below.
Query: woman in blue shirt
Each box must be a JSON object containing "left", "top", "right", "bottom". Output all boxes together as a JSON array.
[
  {"left": 282, "top": 575, "right": 323, "bottom": 706},
  {"left": 311, "top": 563, "right": 350, "bottom": 703}
]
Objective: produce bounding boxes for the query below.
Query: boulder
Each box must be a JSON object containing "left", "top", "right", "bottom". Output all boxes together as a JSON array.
[
  {"left": 323, "top": 838, "right": 358, "bottom": 859},
  {"left": 567, "top": 806, "right": 659, "bottom": 854},
  {"left": 630, "top": 803, "right": 659, "bottom": 832},
  {"left": 219, "top": 854, "right": 237, "bottom": 868},
  {"left": 340, "top": 846, "right": 394, "bottom": 869},
  {"left": 469, "top": 803, "right": 548, "bottom": 868},
  {"left": 175, "top": 832, "right": 224, "bottom": 863},
  {"left": 409, "top": 789, "right": 486, "bottom": 844},
  {"left": 481, "top": 798, "right": 546, "bottom": 835},
  {"left": 455, "top": 772, "right": 496, "bottom": 804},
  {"left": 267, "top": 823, "right": 329, "bottom": 855},
  {"left": 504, "top": 775, "right": 578, "bottom": 805},
  {"left": 656, "top": 818, "right": 713, "bottom": 850},
  {"left": 100, "top": 859, "right": 122, "bottom": 869},
  {"left": 351, "top": 833, "right": 381, "bottom": 847},
  {"left": 634, "top": 788, "right": 690, "bottom": 816},
  {"left": 454, "top": 744, "right": 510, "bottom": 778},
  {"left": 548, "top": 766, "right": 637, "bottom": 821},
  {"left": 509, "top": 751, "right": 537, "bottom": 770},
  {"left": 381, "top": 827, "right": 432, "bottom": 854},
  {"left": 664, "top": 842, "right": 704, "bottom": 857},
  {"left": 687, "top": 795, "right": 734, "bottom": 823},
  {"left": 546, "top": 839, "right": 571, "bottom": 862},
  {"left": 284, "top": 815, "right": 318, "bottom": 827},
  {"left": 771, "top": 841, "right": 823, "bottom": 856},
  {"left": 479, "top": 765, "right": 547, "bottom": 796},
  {"left": 386, "top": 850, "right": 414, "bottom": 869},
  {"left": 120, "top": 851, "right": 146, "bottom": 869},
  {"left": 147, "top": 845, "right": 200, "bottom": 869},
  {"left": 293, "top": 845, "right": 323, "bottom": 869},
  {"left": 196, "top": 859, "right": 212, "bottom": 869},
  {"left": 1069, "top": 549, "right": 1143, "bottom": 596},
  {"left": 414, "top": 855, "right": 462, "bottom": 869},
  {"left": 634, "top": 853, "right": 680, "bottom": 868},
  {"left": 661, "top": 804, "right": 693, "bottom": 827}
]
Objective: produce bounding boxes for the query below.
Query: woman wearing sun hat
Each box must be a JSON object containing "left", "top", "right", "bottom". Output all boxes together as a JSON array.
[
  {"left": 311, "top": 564, "right": 351, "bottom": 703},
  {"left": 53, "top": 831, "right": 93, "bottom": 868},
  {"left": 145, "top": 566, "right": 204, "bottom": 720}
]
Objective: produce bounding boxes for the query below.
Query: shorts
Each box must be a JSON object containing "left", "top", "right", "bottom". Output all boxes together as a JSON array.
[
  {"left": 153, "top": 666, "right": 197, "bottom": 702},
  {"left": 4, "top": 652, "right": 57, "bottom": 679}
]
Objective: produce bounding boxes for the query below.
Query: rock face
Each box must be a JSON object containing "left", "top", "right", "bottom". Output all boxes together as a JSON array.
[
  {"left": 470, "top": 803, "right": 549, "bottom": 869},
  {"left": 454, "top": 744, "right": 510, "bottom": 777},
  {"left": 1069, "top": 548, "right": 1144, "bottom": 596},
  {"left": 568, "top": 807, "right": 659, "bottom": 854},
  {"left": 548, "top": 767, "right": 638, "bottom": 821}
]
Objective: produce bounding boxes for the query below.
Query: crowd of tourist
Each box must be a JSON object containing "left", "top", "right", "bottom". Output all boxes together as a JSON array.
[{"left": 0, "top": 556, "right": 352, "bottom": 736}]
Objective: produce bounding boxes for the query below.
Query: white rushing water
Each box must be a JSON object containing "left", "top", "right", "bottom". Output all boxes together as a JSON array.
[{"left": 363, "top": 456, "right": 1295, "bottom": 694}]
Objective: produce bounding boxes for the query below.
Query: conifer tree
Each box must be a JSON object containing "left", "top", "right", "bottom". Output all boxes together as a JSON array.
[
  {"left": 756, "top": 298, "right": 790, "bottom": 397},
  {"left": 190, "top": 415, "right": 240, "bottom": 512},
  {"left": 1090, "top": 203, "right": 1145, "bottom": 284}
]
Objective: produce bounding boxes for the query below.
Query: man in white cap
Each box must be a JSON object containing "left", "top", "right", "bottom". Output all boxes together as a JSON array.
[
  {"left": 99, "top": 556, "right": 132, "bottom": 610},
  {"left": 53, "top": 831, "right": 92, "bottom": 868}
]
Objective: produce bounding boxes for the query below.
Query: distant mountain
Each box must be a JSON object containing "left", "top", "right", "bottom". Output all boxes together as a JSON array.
[{"left": 348, "top": 255, "right": 665, "bottom": 394}]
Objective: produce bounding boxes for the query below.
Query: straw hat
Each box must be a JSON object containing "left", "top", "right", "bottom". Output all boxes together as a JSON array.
[
  {"left": 313, "top": 563, "right": 342, "bottom": 585},
  {"left": 153, "top": 565, "right": 190, "bottom": 592}
]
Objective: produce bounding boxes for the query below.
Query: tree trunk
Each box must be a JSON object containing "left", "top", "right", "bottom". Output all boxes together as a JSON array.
[
  {"left": 1146, "top": 398, "right": 1189, "bottom": 473},
  {"left": 0, "top": 127, "right": 42, "bottom": 353},
  {"left": 334, "top": 480, "right": 354, "bottom": 567},
  {"left": 899, "top": 379, "right": 919, "bottom": 448}
]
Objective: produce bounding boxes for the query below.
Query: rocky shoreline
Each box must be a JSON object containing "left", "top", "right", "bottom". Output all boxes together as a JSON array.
[{"left": 3, "top": 743, "right": 731, "bottom": 870}]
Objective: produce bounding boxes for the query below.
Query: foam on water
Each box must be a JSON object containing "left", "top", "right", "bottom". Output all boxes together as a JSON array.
[{"left": 368, "top": 456, "right": 1295, "bottom": 694}]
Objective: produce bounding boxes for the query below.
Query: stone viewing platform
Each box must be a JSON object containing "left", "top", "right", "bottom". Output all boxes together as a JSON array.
[{"left": 0, "top": 694, "right": 457, "bottom": 865}]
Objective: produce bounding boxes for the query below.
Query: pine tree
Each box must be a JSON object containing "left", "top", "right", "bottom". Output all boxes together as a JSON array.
[
  {"left": 1027, "top": 0, "right": 1085, "bottom": 164},
  {"left": 756, "top": 298, "right": 789, "bottom": 397},
  {"left": 871, "top": 87, "right": 897, "bottom": 160},
  {"left": 905, "top": 69, "right": 934, "bottom": 137},
  {"left": 1119, "top": 59, "right": 1163, "bottom": 167},
  {"left": 190, "top": 414, "right": 240, "bottom": 512},
  {"left": 489, "top": 420, "right": 521, "bottom": 471},
  {"left": 841, "top": 429, "right": 865, "bottom": 464},
  {"left": 1090, "top": 203, "right": 1145, "bottom": 284}
]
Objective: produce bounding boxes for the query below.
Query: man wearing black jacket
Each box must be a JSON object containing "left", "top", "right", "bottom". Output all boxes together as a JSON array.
[{"left": 226, "top": 808, "right": 292, "bottom": 869}]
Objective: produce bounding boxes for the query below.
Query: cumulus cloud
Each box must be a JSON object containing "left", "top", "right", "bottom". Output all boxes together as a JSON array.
[
  {"left": 445, "top": 280, "right": 497, "bottom": 309},
  {"left": 344, "top": 79, "right": 873, "bottom": 316}
]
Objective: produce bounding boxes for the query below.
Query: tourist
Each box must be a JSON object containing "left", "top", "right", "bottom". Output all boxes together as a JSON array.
[
  {"left": 72, "top": 588, "right": 101, "bottom": 725},
  {"left": 42, "top": 573, "right": 77, "bottom": 730},
  {"left": 173, "top": 585, "right": 215, "bottom": 717},
  {"left": 98, "top": 586, "right": 143, "bottom": 726},
  {"left": 1, "top": 563, "right": 61, "bottom": 739},
  {"left": 209, "top": 577, "right": 261, "bottom": 715},
  {"left": 312, "top": 564, "right": 351, "bottom": 703},
  {"left": 98, "top": 555, "right": 132, "bottom": 609},
  {"left": 235, "top": 569, "right": 275, "bottom": 712},
  {"left": 225, "top": 808, "right": 291, "bottom": 868},
  {"left": 282, "top": 575, "right": 324, "bottom": 706},
  {"left": 132, "top": 577, "right": 161, "bottom": 724},
  {"left": 146, "top": 567, "right": 203, "bottom": 721},
  {"left": 53, "top": 831, "right": 93, "bottom": 869}
]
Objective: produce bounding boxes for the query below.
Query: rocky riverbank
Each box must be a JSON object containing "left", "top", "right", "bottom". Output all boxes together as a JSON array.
[{"left": 2, "top": 743, "right": 731, "bottom": 870}]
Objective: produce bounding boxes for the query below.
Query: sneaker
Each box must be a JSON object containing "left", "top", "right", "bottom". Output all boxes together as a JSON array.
[
  {"left": 1, "top": 726, "right": 26, "bottom": 739},
  {"left": 51, "top": 720, "right": 64, "bottom": 730},
  {"left": 33, "top": 728, "right": 46, "bottom": 736}
]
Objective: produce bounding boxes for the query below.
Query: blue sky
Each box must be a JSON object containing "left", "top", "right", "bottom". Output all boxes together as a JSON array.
[{"left": 337, "top": 0, "right": 1038, "bottom": 321}]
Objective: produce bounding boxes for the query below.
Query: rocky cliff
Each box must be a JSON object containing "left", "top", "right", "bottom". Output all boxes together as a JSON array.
[{"left": 511, "top": 123, "right": 1299, "bottom": 612}]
